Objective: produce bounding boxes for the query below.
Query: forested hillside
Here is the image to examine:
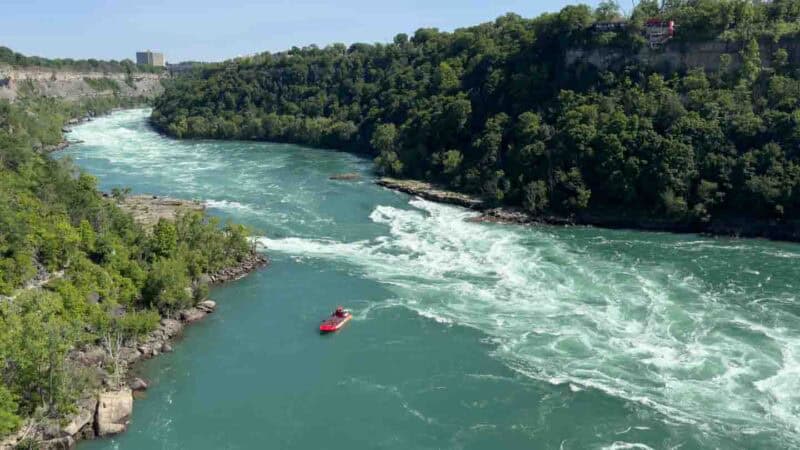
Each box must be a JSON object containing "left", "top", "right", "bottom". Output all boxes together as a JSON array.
[
  {"left": 0, "top": 95, "right": 253, "bottom": 439},
  {"left": 152, "top": 0, "right": 800, "bottom": 228}
]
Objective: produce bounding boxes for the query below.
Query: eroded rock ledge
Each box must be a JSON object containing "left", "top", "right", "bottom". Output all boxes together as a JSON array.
[
  {"left": 113, "top": 194, "right": 205, "bottom": 228},
  {"left": 376, "top": 178, "right": 484, "bottom": 210}
]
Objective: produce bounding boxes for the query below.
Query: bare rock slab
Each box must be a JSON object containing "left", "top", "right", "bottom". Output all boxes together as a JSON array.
[
  {"left": 160, "top": 318, "right": 183, "bottom": 337},
  {"left": 96, "top": 388, "right": 133, "bottom": 437},
  {"left": 179, "top": 308, "right": 206, "bottom": 323},
  {"left": 40, "top": 436, "right": 75, "bottom": 450},
  {"left": 129, "top": 378, "right": 148, "bottom": 391},
  {"left": 197, "top": 300, "right": 217, "bottom": 312},
  {"left": 62, "top": 405, "right": 94, "bottom": 437}
]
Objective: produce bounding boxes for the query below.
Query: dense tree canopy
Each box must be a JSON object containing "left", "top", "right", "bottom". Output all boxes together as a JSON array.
[{"left": 153, "top": 1, "right": 800, "bottom": 225}]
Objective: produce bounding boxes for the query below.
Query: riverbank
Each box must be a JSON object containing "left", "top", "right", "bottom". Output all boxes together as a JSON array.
[
  {"left": 376, "top": 177, "right": 800, "bottom": 242},
  {"left": 0, "top": 194, "right": 267, "bottom": 450}
]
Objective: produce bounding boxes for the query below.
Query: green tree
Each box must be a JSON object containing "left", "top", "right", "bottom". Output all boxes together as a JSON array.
[
  {"left": 594, "top": 1, "right": 621, "bottom": 21},
  {"left": 0, "top": 385, "right": 20, "bottom": 437},
  {"left": 522, "top": 180, "right": 549, "bottom": 214},
  {"left": 371, "top": 124, "right": 403, "bottom": 175},
  {"left": 142, "top": 257, "right": 192, "bottom": 314},
  {"left": 740, "top": 38, "right": 761, "bottom": 85},
  {"left": 150, "top": 219, "right": 178, "bottom": 258}
]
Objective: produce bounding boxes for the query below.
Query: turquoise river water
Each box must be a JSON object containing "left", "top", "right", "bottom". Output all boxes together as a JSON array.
[{"left": 65, "top": 109, "right": 800, "bottom": 449}]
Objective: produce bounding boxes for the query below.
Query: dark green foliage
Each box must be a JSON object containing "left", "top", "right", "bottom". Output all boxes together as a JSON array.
[
  {"left": 0, "top": 96, "right": 254, "bottom": 437},
  {"left": 152, "top": 1, "right": 800, "bottom": 224},
  {"left": 142, "top": 257, "right": 192, "bottom": 314}
]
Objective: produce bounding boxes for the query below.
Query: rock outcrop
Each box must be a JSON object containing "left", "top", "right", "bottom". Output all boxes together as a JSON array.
[
  {"left": 206, "top": 252, "right": 269, "bottom": 284},
  {"left": 197, "top": 300, "right": 217, "bottom": 312},
  {"left": 129, "top": 378, "right": 148, "bottom": 392},
  {"left": 116, "top": 195, "right": 205, "bottom": 229},
  {"left": 62, "top": 399, "right": 97, "bottom": 438},
  {"left": 565, "top": 37, "right": 800, "bottom": 75},
  {"left": 39, "top": 436, "right": 75, "bottom": 450},
  {"left": 179, "top": 308, "right": 206, "bottom": 323},
  {"left": 0, "top": 65, "right": 165, "bottom": 102},
  {"left": 95, "top": 389, "right": 133, "bottom": 436},
  {"left": 376, "top": 178, "right": 485, "bottom": 210}
]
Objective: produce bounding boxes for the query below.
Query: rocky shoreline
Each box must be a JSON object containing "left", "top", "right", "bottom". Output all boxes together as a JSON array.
[
  {"left": 0, "top": 190, "right": 268, "bottom": 449},
  {"left": 0, "top": 251, "right": 268, "bottom": 450},
  {"left": 376, "top": 177, "right": 800, "bottom": 242}
]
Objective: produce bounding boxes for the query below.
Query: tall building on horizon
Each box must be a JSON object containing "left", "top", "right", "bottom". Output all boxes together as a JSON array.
[{"left": 136, "top": 51, "right": 165, "bottom": 67}]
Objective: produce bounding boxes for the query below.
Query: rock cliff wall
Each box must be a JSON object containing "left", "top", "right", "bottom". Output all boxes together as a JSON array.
[
  {"left": 0, "top": 65, "right": 165, "bottom": 102},
  {"left": 566, "top": 38, "right": 800, "bottom": 73}
]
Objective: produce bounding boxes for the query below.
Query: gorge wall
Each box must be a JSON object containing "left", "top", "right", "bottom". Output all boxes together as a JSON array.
[
  {"left": 566, "top": 38, "right": 800, "bottom": 73},
  {"left": 0, "top": 65, "right": 165, "bottom": 102}
]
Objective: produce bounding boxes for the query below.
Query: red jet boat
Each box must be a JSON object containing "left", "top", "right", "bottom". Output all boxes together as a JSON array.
[{"left": 320, "top": 306, "right": 352, "bottom": 333}]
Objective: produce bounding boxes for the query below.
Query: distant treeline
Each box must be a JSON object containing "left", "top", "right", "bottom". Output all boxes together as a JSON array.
[
  {"left": 152, "top": 0, "right": 800, "bottom": 224},
  {"left": 0, "top": 46, "right": 164, "bottom": 73}
]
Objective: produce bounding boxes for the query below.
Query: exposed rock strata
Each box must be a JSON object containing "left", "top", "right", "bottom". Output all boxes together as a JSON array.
[{"left": 0, "top": 65, "right": 164, "bottom": 102}]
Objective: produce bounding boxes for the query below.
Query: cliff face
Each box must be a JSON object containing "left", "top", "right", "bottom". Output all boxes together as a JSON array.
[
  {"left": 0, "top": 65, "right": 165, "bottom": 102},
  {"left": 566, "top": 38, "right": 800, "bottom": 73}
]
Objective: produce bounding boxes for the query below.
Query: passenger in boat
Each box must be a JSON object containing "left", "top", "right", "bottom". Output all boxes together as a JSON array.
[{"left": 335, "top": 306, "right": 345, "bottom": 317}]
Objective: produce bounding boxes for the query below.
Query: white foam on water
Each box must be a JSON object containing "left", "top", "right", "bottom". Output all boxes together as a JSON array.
[
  {"left": 205, "top": 199, "right": 259, "bottom": 215},
  {"left": 601, "top": 442, "right": 655, "bottom": 450},
  {"left": 258, "top": 197, "right": 800, "bottom": 445},
  {"left": 64, "top": 110, "right": 229, "bottom": 191}
]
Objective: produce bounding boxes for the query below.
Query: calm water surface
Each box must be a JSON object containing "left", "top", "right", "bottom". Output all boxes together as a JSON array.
[{"left": 66, "top": 109, "right": 800, "bottom": 449}]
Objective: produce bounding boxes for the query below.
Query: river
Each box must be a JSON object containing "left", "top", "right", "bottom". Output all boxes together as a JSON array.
[{"left": 65, "top": 109, "right": 800, "bottom": 449}]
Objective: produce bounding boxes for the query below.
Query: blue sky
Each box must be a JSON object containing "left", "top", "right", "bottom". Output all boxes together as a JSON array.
[{"left": 2, "top": 0, "right": 602, "bottom": 63}]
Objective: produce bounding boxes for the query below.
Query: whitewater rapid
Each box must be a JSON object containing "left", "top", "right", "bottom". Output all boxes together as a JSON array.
[
  {"left": 67, "top": 109, "right": 800, "bottom": 447},
  {"left": 256, "top": 197, "right": 800, "bottom": 442}
]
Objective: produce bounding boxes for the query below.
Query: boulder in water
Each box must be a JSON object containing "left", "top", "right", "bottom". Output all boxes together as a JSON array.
[
  {"left": 180, "top": 308, "right": 206, "bottom": 323},
  {"left": 130, "top": 378, "right": 148, "bottom": 391},
  {"left": 197, "top": 300, "right": 216, "bottom": 312}
]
